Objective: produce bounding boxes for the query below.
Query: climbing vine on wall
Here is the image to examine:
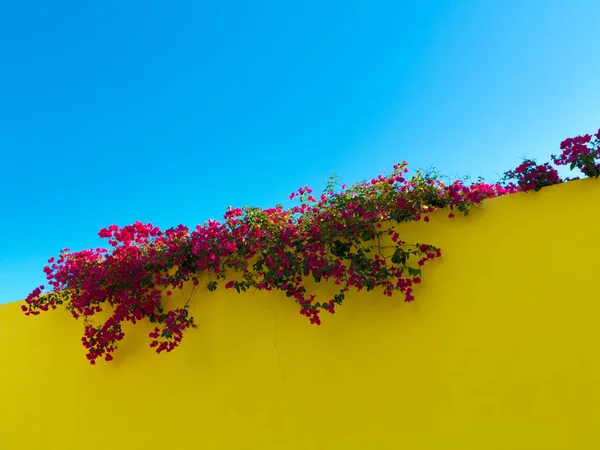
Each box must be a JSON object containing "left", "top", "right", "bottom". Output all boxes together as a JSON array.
[{"left": 22, "top": 128, "right": 600, "bottom": 364}]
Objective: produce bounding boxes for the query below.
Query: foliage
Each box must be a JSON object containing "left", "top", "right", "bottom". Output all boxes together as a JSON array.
[
  {"left": 502, "top": 160, "right": 561, "bottom": 192},
  {"left": 552, "top": 130, "right": 600, "bottom": 178},
  {"left": 22, "top": 128, "right": 600, "bottom": 364}
]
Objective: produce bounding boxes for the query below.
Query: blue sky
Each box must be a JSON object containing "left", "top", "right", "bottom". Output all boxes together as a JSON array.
[{"left": 1, "top": 0, "right": 599, "bottom": 302}]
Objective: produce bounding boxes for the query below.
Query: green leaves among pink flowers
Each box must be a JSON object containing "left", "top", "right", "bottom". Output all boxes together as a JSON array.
[{"left": 22, "top": 127, "right": 600, "bottom": 364}]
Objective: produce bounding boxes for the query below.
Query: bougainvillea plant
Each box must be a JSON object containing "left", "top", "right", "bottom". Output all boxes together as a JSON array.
[
  {"left": 22, "top": 128, "right": 600, "bottom": 364},
  {"left": 502, "top": 159, "right": 561, "bottom": 192},
  {"left": 552, "top": 130, "right": 600, "bottom": 178}
]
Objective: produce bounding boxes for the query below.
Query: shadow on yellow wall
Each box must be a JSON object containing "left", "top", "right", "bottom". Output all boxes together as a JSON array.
[{"left": 2, "top": 179, "right": 600, "bottom": 450}]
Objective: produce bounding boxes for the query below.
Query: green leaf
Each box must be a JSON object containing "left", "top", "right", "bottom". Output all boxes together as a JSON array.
[
  {"left": 333, "top": 293, "right": 345, "bottom": 304},
  {"left": 391, "top": 248, "right": 407, "bottom": 265}
]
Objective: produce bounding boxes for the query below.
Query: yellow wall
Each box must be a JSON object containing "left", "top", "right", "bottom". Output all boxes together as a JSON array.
[{"left": 2, "top": 178, "right": 600, "bottom": 450}]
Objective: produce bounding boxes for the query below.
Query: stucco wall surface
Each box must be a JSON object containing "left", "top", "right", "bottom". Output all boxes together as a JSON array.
[{"left": 1, "top": 179, "right": 600, "bottom": 449}]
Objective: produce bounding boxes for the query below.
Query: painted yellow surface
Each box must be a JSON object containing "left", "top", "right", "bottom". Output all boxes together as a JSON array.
[{"left": 2, "top": 178, "right": 600, "bottom": 449}]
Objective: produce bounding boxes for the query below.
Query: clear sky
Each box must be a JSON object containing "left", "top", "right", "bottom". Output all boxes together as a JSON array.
[{"left": 1, "top": 0, "right": 599, "bottom": 303}]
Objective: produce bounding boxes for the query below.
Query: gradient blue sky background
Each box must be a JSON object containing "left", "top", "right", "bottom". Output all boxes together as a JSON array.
[{"left": 1, "top": 0, "right": 599, "bottom": 302}]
